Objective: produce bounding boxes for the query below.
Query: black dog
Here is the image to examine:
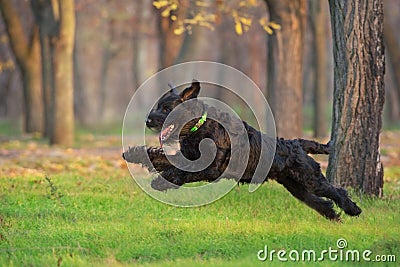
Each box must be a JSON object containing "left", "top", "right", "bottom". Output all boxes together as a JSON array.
[{"left": 123, "top": 80, "right": 362, "bottom": 220}]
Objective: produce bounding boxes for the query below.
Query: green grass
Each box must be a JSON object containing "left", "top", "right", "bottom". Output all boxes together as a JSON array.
[
  {"left": 75, "top": 121, "right": 124, "bottom": 136},
  {"left": 0, "top": 132, "right": 399, "bottom": 266},
  {"left": 0, "top": 120, "right": 22, "bottom": 136},
  {"left": 0, "top": 170, "right": 399, "bottom": 266}
]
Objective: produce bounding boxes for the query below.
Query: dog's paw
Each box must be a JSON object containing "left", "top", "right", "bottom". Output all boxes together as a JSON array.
[
  {"left": 336, "top": 188, "right": 362, "bottom": 217},
  {"left": 122, "top": 146, "right": 148, "bottom": 164},
  {"left": 151, "top": 175, "right": 181, "bottom": 191},
  {"left": 345, "top": 201, "right": 362, "bottom": 217}
]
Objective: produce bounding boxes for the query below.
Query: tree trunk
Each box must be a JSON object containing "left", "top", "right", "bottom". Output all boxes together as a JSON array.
[
  {"left": 157, "top": 3, "right": 187, "bottom": 68},
  {"left": 21, "top": 28, "right": 43, "bottom": 134},
  {"left": 0, "top": 0, "right": 44, "bottom": 133},
  {"left": 385, "top": 66, "right": 400, "bottom": 122},
  {"left": 51, "top": 0, "right": 75, "bottom": 146},
  {"left": 97, "top": 17, "right": 117, "bottom": 119},
  {"left": 41, "top": 34, "right": 53, "bottom": 138},
  {"left": 31, "top": 0, "right": 75, "bottom": 146},
  {"left": 73, "top": 2, "right": 110, "bottom": 127},
  {"left": 327, "top": 0, "right": 384, "bottom": 196},
  {"left": 310, "top": 0, "right": 328, "bottom": 138},
  {"left": 265, "top": 0, "right": 306, "bottom": 138},
  {"left": 32, "top": 1, "right": 55, "bottom": 138},
  {"left": 129, "top": 0, "right": 142, "bottom": 92}
]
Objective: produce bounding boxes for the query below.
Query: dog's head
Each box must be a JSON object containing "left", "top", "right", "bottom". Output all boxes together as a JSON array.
[{"left": 146, "top": 80, "right": 201, "bottom": 145}]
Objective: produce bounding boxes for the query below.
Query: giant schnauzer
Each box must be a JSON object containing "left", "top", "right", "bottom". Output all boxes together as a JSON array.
[{"left": 122, "top": 80, "right": 362, "bottom": 220}]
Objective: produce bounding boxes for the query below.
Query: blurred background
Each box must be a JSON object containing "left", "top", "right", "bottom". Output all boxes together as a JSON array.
[{"left": 0, "top": 0, "right": 399, "bottom": 144}]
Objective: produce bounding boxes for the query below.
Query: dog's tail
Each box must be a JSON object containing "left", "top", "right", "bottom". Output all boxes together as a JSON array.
[{"left": 296, "top": 139, "right": 331, "bottom": 155}]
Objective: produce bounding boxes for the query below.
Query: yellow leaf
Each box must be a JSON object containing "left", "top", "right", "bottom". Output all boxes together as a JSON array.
[
  {"left": 174, "top": 26, "right": 185, "bottom": 35},
  {"left": 240, "top": 17, "right": 252, "bottom": 26},
  {"left": 248, "top": 0, "right": 258, "bottom": 6},
  {"left": 193, "top": 14, "right": 206, "bottom": 22},
  {"left": 170, "top": 15, "right": 177, "bottom": 21},
  {"left": 161, "top": 7, "right": 171, "bottom": 17},
  {"left": 206, "top": 14, "right": 217, "bottom": 22},
  {"left": 183, "top": 18, "right": 196, "bottom": 24},
  {"left": 153, "top": 0, "right": 169, "bottom": 9},
  {"left": 235, "top": 22, "right": 243, "bottom": 35},
  {"left": 263, "top": 25, "right": 273, "bottom": 34},
  {"left": 199, "top": 21, "right": 215, "bottom": 31},
  {"left": 195, "top": 1, "right": 211, "bottom": 7},
  {"left": 268, "top": 21, "right": 281, "bottom": 30},
  {"left": 232, "top": 9, "right": 239, "bottom": 19},
  {"left": 259, "top": 17, "right": 267, "bottom": 26}
]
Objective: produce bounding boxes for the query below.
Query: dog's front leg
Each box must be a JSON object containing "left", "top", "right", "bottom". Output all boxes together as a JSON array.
[{"left": 122, "top": 146, "right": 173, "bottom": 172}]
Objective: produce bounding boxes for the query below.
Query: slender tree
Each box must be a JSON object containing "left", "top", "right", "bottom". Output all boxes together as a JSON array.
[
  {"left": 31, "top": 0, "right": 75, "bottom": 146},
  {"left": 264, "top": 0, "right": 306, "bottom": 138},
  {"left": 0, "top": 0, "right": 43, "bottom": 133},
  {"left": 31, "top": 0, "right": 53, "bottom": 138},
  {"left": 157, "top": 2, "right": 187, "bottom": 68},
  {"left": 310, "top": 0, "right": 328, "bottom": 138},
  {"left": 327, "top": 0, "right": 385, "bottom": 196},
  {"left": 73, "top": 4, "right": 107, "bottom": 127}
]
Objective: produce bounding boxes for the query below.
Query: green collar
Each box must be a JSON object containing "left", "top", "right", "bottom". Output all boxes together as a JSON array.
[{"left": 190, "top": 112, "right": 207, "bottom": 132}]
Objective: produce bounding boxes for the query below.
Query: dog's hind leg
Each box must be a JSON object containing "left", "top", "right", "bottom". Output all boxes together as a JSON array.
[
  {"left": 290, "top": 153, "right": 362, "bottom": 217},
  {"left": 307, "top": 176, "right": 362, "bottom": 217},
  {"left": 151, "top": 169, "right": 184, "bottom": 191},
  {"left": 276, "top": 177, "right": 339, "bottom": 220},
  {"left": 295, "top": 139, "right": 331, "bottom": 155}
]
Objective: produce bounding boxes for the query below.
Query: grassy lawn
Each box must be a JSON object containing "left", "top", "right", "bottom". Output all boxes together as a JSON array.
[{"left": 0, "top": 133, "right": 399, "bottom": 266}]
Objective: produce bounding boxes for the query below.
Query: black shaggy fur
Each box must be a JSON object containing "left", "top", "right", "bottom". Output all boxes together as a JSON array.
[{"left": 122, "top": 80, "right": 362, "bottom": 220}]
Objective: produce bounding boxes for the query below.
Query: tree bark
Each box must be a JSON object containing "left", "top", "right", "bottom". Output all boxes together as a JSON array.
[
  {"left": 0, "top": 0, "right": 44, "bottom": 133},
  {"left": 31, "top": 0, "right": 75, "bottom": 146},
  {"left": 157, "top": 3, "right": 187, "bottom": 68},
  {"left": 130, "top": 1, "right": 142, "bottom": 92},
  {"left": 52, "top": 0, "right": 75, "bottom": 146},
  {"left": 327, "top": 0, "right": 384, "bottom": 196},
  {"left": 310, "top": 0, "right": 328, "bottom": 138},
  {"left": 41, "top": 33, "right": 53, "bottom": 138},
  {"left": 265, "top": 0, "right": 306, "bottom": 138},
  {"left": 31, "top": 1, "right": 55, "bottom": 138}
]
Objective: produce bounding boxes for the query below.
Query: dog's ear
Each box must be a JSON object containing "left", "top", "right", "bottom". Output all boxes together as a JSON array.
[
  {"left": 168, "top": 82, "right": 178, "bottom": 94},
  {"left": 180, "top": 80, "right": 200, "bottom": 101}
]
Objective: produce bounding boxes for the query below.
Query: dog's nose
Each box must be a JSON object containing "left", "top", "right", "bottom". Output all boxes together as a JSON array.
[{"left": 146, "top": 118, "right": 152, "bottom": 126}]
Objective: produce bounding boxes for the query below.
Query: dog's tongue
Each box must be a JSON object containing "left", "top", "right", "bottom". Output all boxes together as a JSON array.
[{"left": 159, "top": 124, "right": 174, "bottom": 147}]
